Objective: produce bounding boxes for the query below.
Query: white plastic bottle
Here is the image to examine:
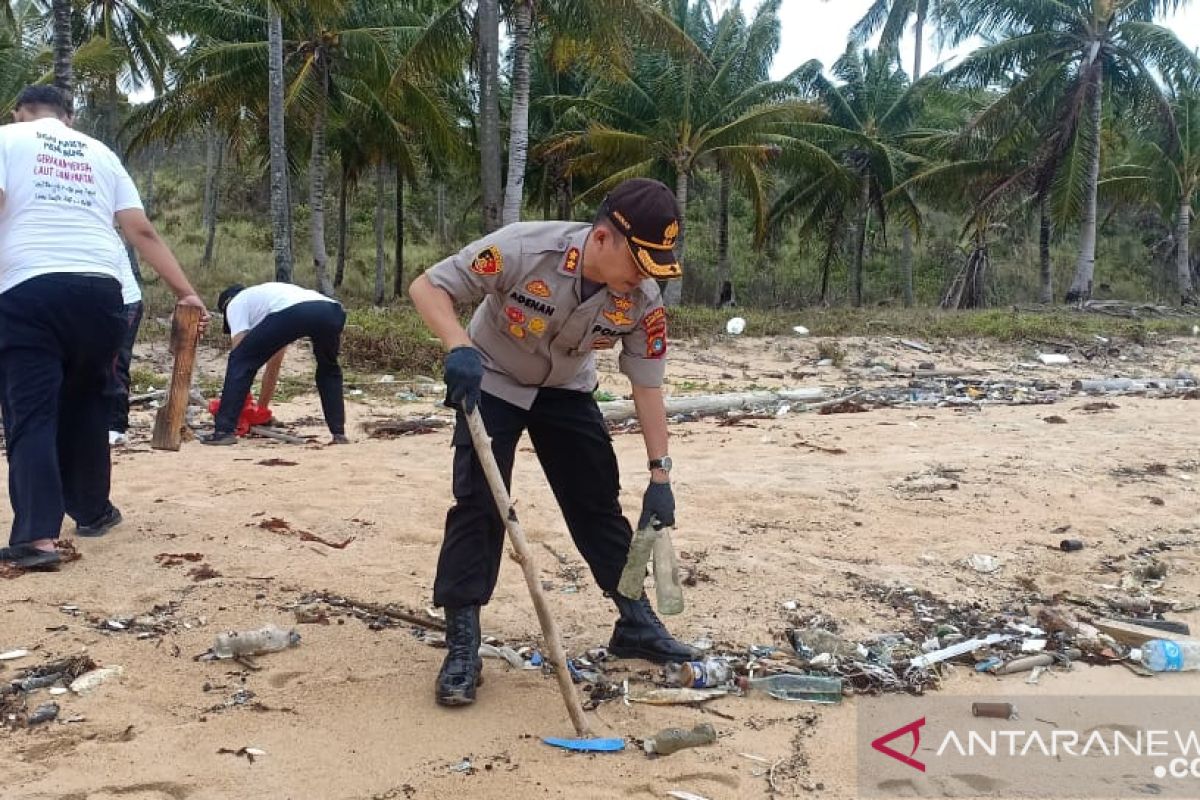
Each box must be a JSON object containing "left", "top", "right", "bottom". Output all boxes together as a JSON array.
[
  {"left": 213, "top": 625, "right": 301, "bottom": 659},
  {"left": 1140, "top": 639, "right": 1200, "bottom": 672}
]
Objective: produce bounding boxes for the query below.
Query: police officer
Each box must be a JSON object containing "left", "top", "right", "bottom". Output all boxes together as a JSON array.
[
  {"left": 409, "top": 177, "right": 696, "bottom": 707},
  {"left": 0, "top": 85, "right": 207, "bottom": 570},
  {"left": 202, "top": 282, "right": 348, "bottom": 445}
]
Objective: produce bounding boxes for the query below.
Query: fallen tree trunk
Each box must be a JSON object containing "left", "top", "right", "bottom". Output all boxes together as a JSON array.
[
  {"left": 1072, "top": 378, "right": 1193, "bottom": 393},
  {"left": 599, "top": 388, "right": 829, "bottom": 423}
]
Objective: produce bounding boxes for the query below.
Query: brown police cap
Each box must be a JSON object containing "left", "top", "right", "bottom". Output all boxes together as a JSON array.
[{"left": 602, "top": 178, "right": 682, "bottom": 280}]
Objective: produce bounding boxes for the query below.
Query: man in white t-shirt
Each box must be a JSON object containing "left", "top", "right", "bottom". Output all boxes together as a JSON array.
[
  {"left": 0, "top": 86, "right": 207, "bottom": 571},
  {"left": 104, "top": 247, "right": 144, "bottom": 446},
  {"left": 203, "top": 281, "right": 346, "bottom": 445}
]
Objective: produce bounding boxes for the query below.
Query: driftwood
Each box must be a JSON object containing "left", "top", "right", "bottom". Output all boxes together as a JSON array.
[
  {"left": 1091, "top": 617, "right": 1193, "bottom": 647},
  {"left": 362, "top": 417, "right": 449, "bottom": 438},
  {"left": 599, "top": 388, "right": 828, "bottom": 423},
  {"left": 248, "top": 426, "right": 309, "bottom": 445},
  {"left": 151, "top": 306, "right": 203, "bottom": 451},
  {"left": 130, "top": 389, "right": 166, "bottom": 405},
  {"left": 1072, "top": 378, "right": 1192, "bottom": 393}
]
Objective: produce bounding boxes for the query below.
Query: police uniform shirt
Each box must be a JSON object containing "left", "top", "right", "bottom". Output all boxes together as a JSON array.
[{"left": 425, "top": 221, "right": 669, "bottom": 410}]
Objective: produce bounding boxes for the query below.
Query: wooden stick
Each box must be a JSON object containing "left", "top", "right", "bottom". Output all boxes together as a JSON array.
[
  {"left": 248, "top": 426, "right": 309, "bottom": 445},
  {"left": 465, "top": 408, "right": 591, "bottom": 737},
  {"left": 151, "top": 305, "right": 203, "bottom": 451}
]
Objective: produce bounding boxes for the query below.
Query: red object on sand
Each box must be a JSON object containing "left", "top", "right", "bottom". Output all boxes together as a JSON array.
[{"left": 208, "top": 394, "right": 273, "bottom": 436}]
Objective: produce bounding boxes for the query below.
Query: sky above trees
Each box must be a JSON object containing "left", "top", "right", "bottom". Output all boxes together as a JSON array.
[{"left": 769, "top": 0, "right": 1200, "bottom": 79}]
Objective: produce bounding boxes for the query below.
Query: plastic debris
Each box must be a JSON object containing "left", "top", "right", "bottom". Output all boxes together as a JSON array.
[
  {"left": 644, "top": 723, "right": 716, "bottom": 755},
  {"left": 627, "top": 687, "right": 728, "bottom": 705},
  {"left": 69, "top": 666, "right": 124, "bottom": 695},
  {"left": 966, "top": 554, "right": 1002, "bottom": 574},
  {"left": 908, "top": 635, "right": 1012, "bottom": 670},
  {"left": 793, "top": 326, "right": 810, "bottom": 336},
  {"left": 1037, "top": 353, "right": 1070, "bottom": 365},
  {"left": 725, "top": 317, "right": 746, "bottom": 335},
  {"left": 542, "top": 737, "right": 625, "bottom": 753},
  {"left": 972, "top": 702, "right": 1017, "bottom": 719},
  {"left": 0, "top": 649, "right": 30, "bottom": 661},
  {"left": 667, "top": 792, "right": 712, "bottom": 800},
  {"left": 27, "top": 702, "right": 59, "bottom": 726}
]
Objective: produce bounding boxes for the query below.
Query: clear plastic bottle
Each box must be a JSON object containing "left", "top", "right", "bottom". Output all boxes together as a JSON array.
[
  {"left": 1140, "top": 639, "right": 1200, "bottom": 672},
  {"left": 683, "top": 659, "right": 732, "bottom": 688},
  {"left": 213, "top": 625, "right": 301, "bottom": 659},
  {"left": 652, "top": 527, "right": 685, "bottom": 615},
  {"left": 742, "top": 674, "right": 843, "bottom": 703},
  {"left": 643, "top": 722, "right": 717, "bottom": 755},
  {"left": 618, "top": 523, "right": 661, "bottom": 599}
]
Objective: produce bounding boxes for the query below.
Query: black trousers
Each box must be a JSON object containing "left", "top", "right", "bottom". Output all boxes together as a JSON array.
[
  {"left": 105, "top": 300, "right": 143, "bottom": 433},
  {"left": 433, "top": 388, "right": 634, "bottom": 608},
  {"left": 214, "top": 301, "right": 346, "bottom": 435},
  {"left": 0, "top": 274, "right": 125, "bottom": 545}
]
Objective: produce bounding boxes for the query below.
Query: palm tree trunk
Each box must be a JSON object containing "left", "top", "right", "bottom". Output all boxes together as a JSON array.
[
  {"left": 1178, "top": 198, "right": 1194, "bottom": 304},
  {"left": 393, "top": 167, "right": 404, "bottom": 299},
  {"left": 713, "top": 161, "right": 732, "bottom": 307},
  {"left": 435, "top": 181, "right": 447, "bottom": 247},
  {"left": 267, "top": 4, "right": 294, "bottom": 283},
  {"left": 202, "top": 132, "right": 223, "bottom": 269},
  {"left": 900, "top": 230, "right": 914, "bottom": 307},
  {"left": 1039, "top": 196, "right": 1053, "bottom": 303},
  {"left": 52, "top": 0, "right": 73, "bottom": 100},
  {"left": 853, "top": 172, "right": 870, "bottom": 308},
  {"left": 661, "top": 167, "right": 688, "bottom": 307},
  {"left": 502, "top": 0, "right": 533, "bottom": 227},
  {"left": 912, "top": 0, "right": 925, "bottom": 80},
  {"left": 335, "top": 160, "right": 348, "bottom": 287},
  {"left": 1065, "top": 66, "right": 1103, "bottom": 304},
  {"left": 309, "top": 63, "right": 334, "bottom": 297},
  {"left": 819, "top": 232, "right": 836, "bottom": 306},
  {"left": 374, "top": 162, "right": 387, "bottom": 307},
  {"left": 478, "top": 0, "right": 503, "bottom": 234}
]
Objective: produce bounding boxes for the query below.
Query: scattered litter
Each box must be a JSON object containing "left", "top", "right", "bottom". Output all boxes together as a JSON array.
[
  {"left": 542, "top": 737, "right": 625, "bottom": 753},
  {"left": 0, "top": 650, "right": 30, "bottom": 661},
  {"left": 965, "top": 554, "right": 1002, "bottom": 574},
  {"left": 363, "top": 417, "right": 449, "bottom": 438},
  {"left": 1059, "top": 539, "right": 1084, "bottom": 552},
  {"left": 972, "top": 702, "right": 1017, "bottom": 719},
  {"left": 69, "top": 665, "right": 124, "bottom": 695},
  {"left": 792, "top": 326, "right": 810, "bottom": 336},
  {"left": 212, "top": 626, "right": 299, "bottom": 659},
  {"left": 644, "top": 723, "right": 716, "bottom": 755},
  {"left": 667, "top": 792, "right": 712, "bottom": 800},
  {"left": 449, "top": 758, "right": 475, "bottom": 775},
  {"left": 908, "top": 635, "right": 1012, "bottom": 670},
  {"left": 725, "top": 317, "right": 746, "bottom": 335},
  {"left": 26, "top": 702, "right": 58, "bottom": 726},
  {"left": 627, "top": 687, "right": 728, "bottom": 705},
  {"left": 1037, "top": 353, "right": 1070, "bottom": 365},
  {"left": 217, "top": 746, "right": 267, "bottom": 763},
  {"left": 900, "top": 339, "right": 932, "bottom": 354}
]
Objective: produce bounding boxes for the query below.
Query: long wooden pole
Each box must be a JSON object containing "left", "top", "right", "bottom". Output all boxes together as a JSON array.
[
  {"left": 151, "top": 305, "right": 203, "bottom": 451},
  {"left": 465, "top": 408, "right": 591, "bottom": 737}
]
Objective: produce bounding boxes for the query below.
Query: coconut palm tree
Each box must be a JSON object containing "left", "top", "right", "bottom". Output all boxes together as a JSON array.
[
  {"left": 543, "top": 0, "right": 806, "bottom": 305},
  {"left": 767, "top": 46, "right": 928, "bottom": 307},
  {"left": 1103, "top": 85, "right": 1200, "bottom": 303},
  {"left": 948, "top": 0, "right": 1200, "bottom": 303}
]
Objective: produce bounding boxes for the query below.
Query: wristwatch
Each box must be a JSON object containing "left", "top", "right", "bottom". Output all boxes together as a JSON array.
[{"left": 648, "top": 456, "right": 673, "bottom": 473}]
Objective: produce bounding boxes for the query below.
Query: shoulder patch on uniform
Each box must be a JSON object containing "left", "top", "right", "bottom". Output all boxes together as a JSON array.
[
  {"left": 561, "top": 247, "right": 580, "bottom": 275},
  {"left": 508, "top": 323, "right": 526, "bottom": 339},
  {"left": 642, "top": 307, "right": 667, "bottom": 333},
  {"left": 592, "top": 337, "right": 616, "bottom": 351},
  {"left": 527, "top": 317, "right": 547, "bottom": 337},
  {"left": 505, "top": 306, "right": 526, "bottom": 325},
  {"left": 646, "top": 333, "right": 667, "bottom": 359},
  {"left": 526, "top": 280, "right": 551, "bottom": 298},
  {"left": 471, "top": 245, "right": 503, "bottom": 276}
]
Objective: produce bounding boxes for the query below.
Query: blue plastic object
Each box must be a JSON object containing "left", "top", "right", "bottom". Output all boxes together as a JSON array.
[{"left": 542, "top": 737, "right": 626, "bottom": 753}]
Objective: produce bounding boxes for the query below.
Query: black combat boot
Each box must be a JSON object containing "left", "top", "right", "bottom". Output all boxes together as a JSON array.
[
  {"left": 609, "top": 594, "right": 700, "bottom": 663},
  {"left": 435, "top": 606, "right": 484, "bottom": 706}
]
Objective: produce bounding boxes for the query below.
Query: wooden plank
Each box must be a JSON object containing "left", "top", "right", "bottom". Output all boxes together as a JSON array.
[
  {"left": 151, "top": 305, "right": 203, "bottom": 451},
  {"left": 1093, "top": 617, "right": 1194, "bottom": 647}
]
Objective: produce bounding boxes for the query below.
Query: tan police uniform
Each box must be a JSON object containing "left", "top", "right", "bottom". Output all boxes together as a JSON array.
[
  {"left": 424, "top": 221, "right": 671, "bottom": 609},
  {"left": 425, "top": 221, "right": 668, "bottom": 409}
]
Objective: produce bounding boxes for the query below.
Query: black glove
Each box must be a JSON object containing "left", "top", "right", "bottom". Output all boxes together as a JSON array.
[
  {"left": 637, "top": 480, "right": 675, "bottom": 529},
  {"left": 443, "top": 346, "right": 483, "bottom": 412}
]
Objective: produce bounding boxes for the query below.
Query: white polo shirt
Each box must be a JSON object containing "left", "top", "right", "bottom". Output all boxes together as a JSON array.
[
  {"left": 0, "top": 117, "right": 143, "bottom": 294},
  {"left": 225, "top": 283, "right": 337, "bottom": 337}
]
